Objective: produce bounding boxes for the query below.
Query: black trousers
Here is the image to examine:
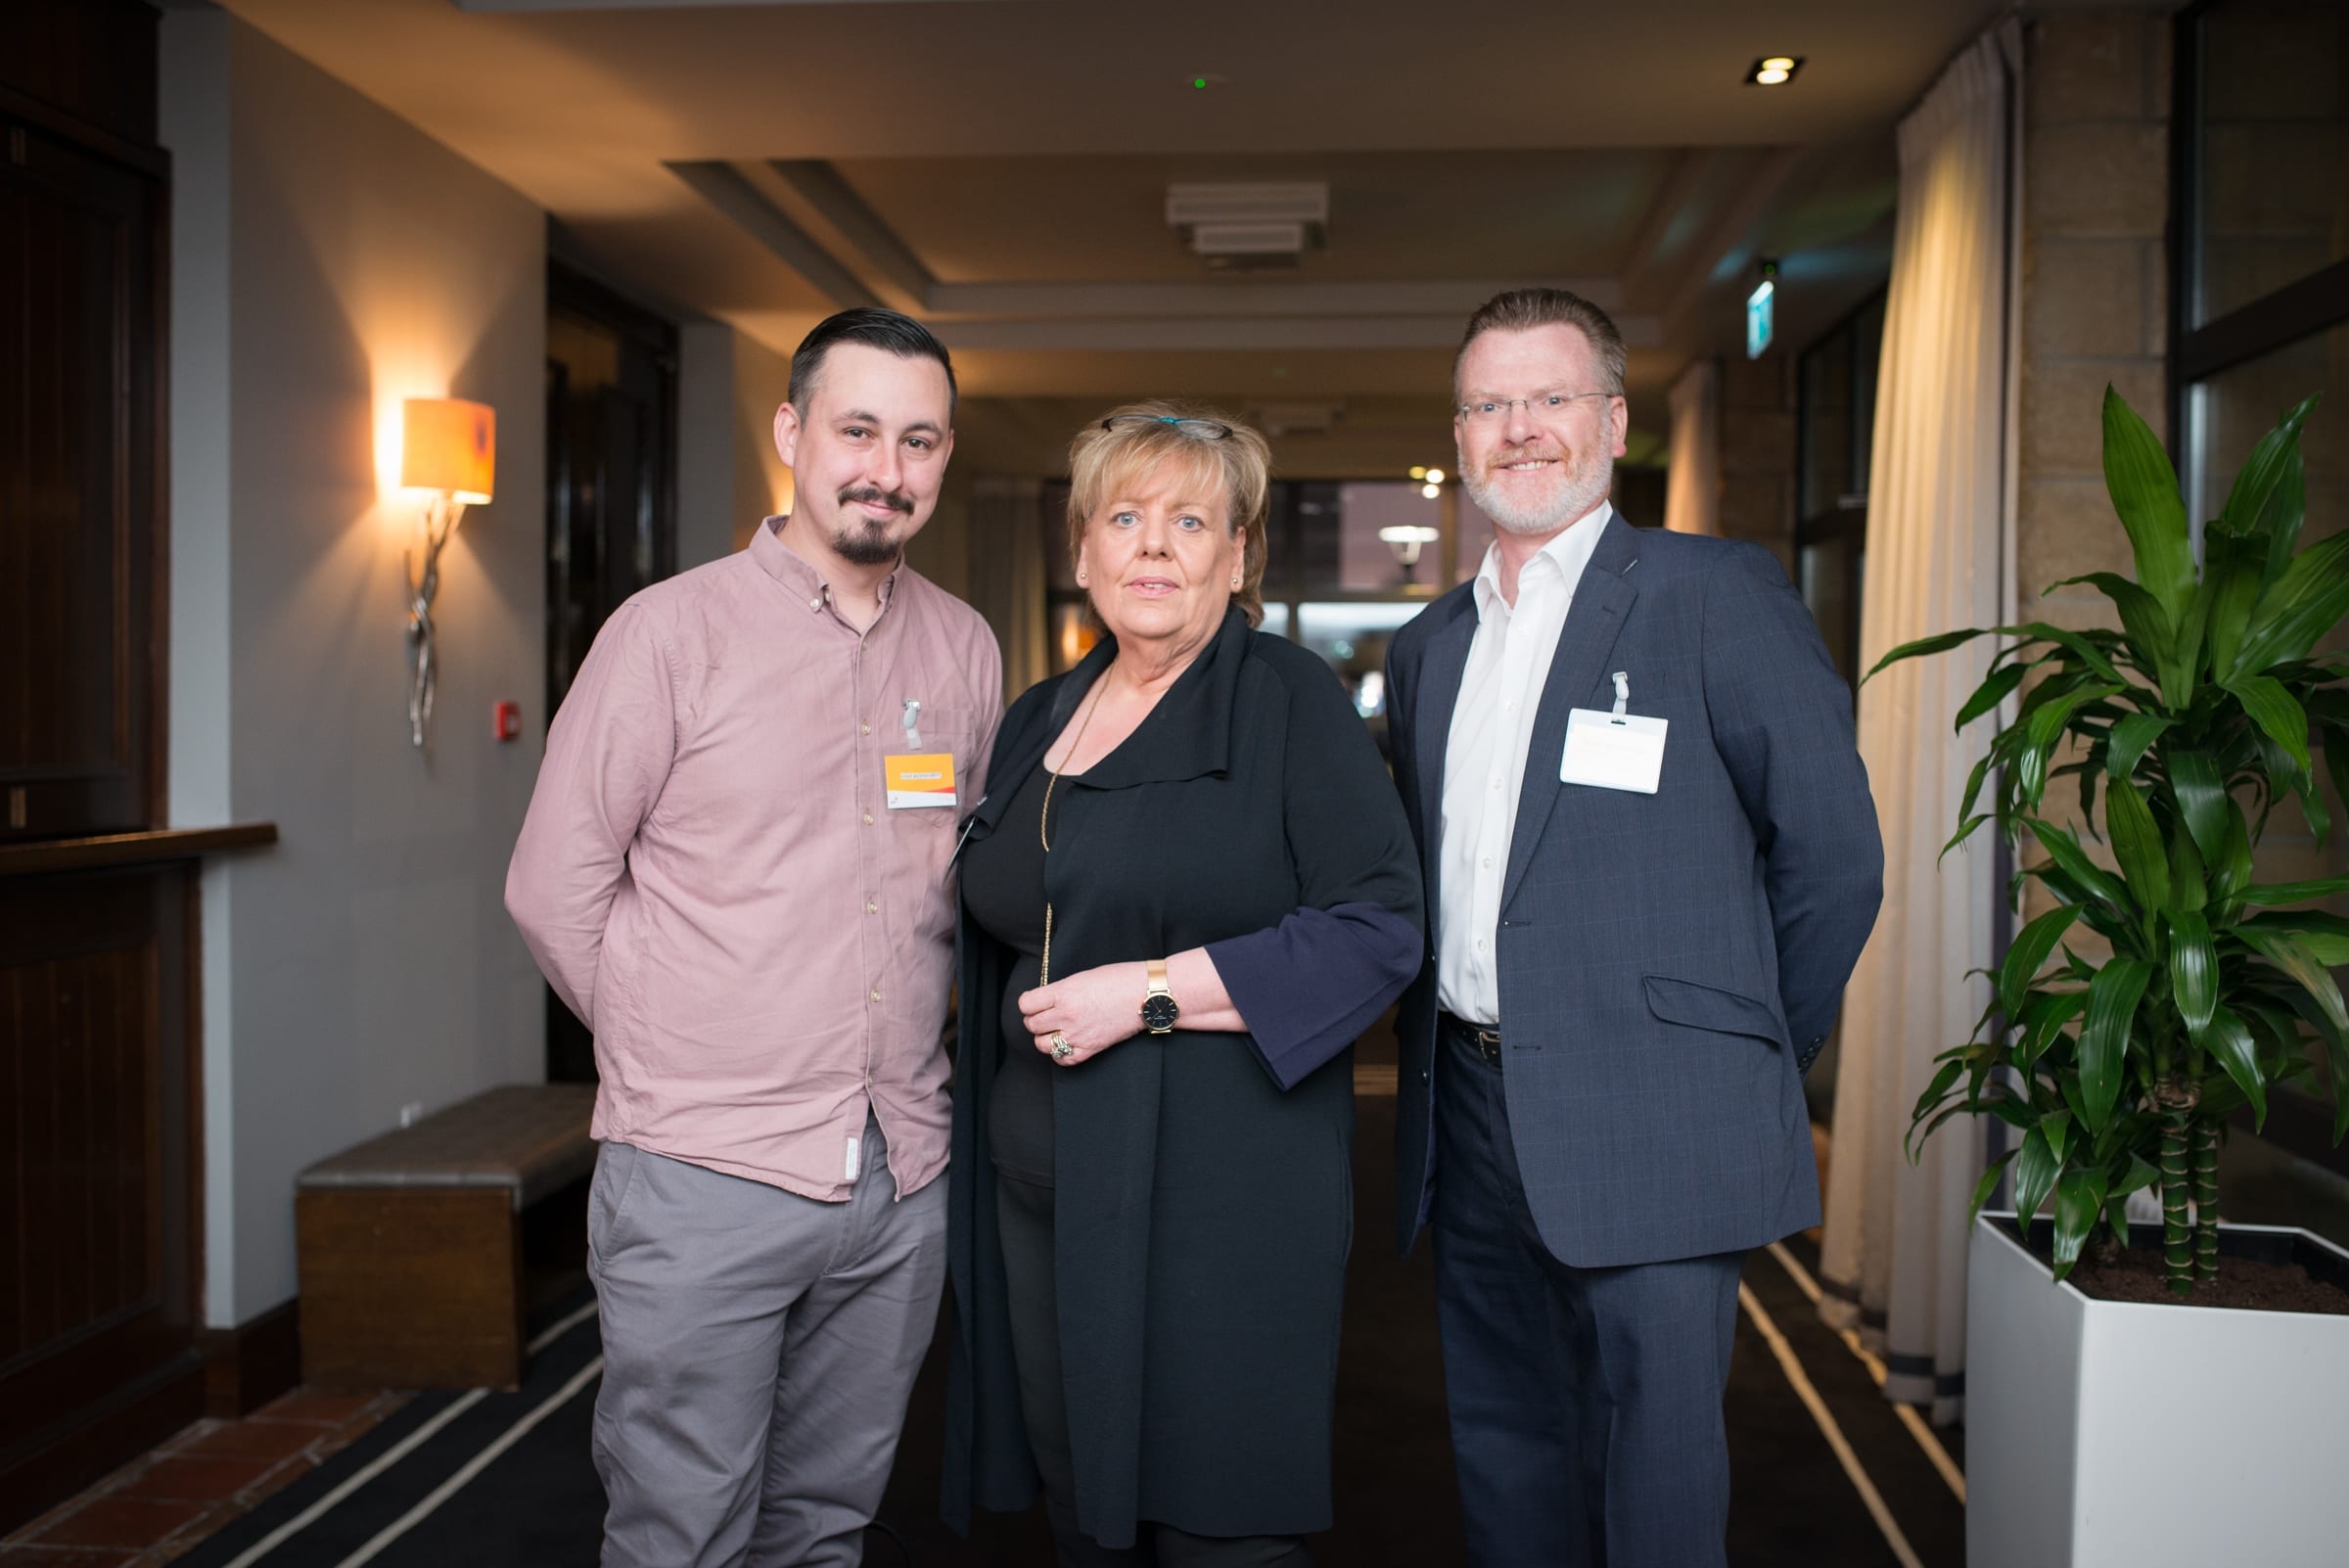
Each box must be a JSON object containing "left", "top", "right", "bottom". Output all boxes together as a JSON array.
[
  {"left": 1431, "top": 1026, "right": 1744, "bottom": 1568},
  {"left": 994, "top": 1173, "right": 1313, "bottom": 1568}
]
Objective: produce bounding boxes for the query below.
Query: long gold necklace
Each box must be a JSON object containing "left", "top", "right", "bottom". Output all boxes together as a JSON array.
[{"left": 1038, "top": 675, "right": 1109, "bottom": 986}]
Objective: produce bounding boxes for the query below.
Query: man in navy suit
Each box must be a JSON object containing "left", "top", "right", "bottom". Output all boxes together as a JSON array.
[{"left": 1385, "top": 289, "right": 1883, "bottom": 1568}]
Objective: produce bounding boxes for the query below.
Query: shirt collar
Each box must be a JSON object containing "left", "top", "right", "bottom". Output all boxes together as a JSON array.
[
  {"left": 1470, "top": 499, "right": 1615, "bottom": 620},
  {"left": 751, "top": 514, "right": 899, "bottom": 616}
]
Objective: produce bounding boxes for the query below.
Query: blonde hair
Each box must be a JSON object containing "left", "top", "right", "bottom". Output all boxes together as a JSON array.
[{"left": 1065, "top": 401, "right": 1270, "bottom": 627}]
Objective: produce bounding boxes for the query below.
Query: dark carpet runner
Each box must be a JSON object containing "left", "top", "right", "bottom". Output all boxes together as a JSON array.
[{"left": 180, "top": 1098, "right": 1964, "bottom": 1567}]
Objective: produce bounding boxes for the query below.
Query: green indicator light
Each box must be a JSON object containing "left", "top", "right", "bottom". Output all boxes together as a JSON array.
[{"left": 1194, "top": 77, "right": 1207, "bottom": 88}]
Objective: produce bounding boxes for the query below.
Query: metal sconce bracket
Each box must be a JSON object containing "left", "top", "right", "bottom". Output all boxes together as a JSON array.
[{"left": 404, "top": 493, "right": 465, "bottom": 748}]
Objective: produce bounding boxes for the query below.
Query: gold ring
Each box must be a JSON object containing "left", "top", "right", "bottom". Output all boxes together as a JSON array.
[{"left": 1050, "top": 1033, "right": 1074, "bottom": 1061}]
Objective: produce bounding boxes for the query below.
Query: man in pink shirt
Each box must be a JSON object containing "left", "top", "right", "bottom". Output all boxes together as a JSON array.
[{"left": 507, "top": 308, "right": 1002, "bottom": 1567}]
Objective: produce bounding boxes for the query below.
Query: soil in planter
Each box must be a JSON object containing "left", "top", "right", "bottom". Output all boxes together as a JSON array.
[{"left": 2027, "top": 1235, "right": 2349, "bottom": 1314}]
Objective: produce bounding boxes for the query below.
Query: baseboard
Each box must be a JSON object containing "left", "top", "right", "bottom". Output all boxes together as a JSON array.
[
  {"left": 0, "top": 1351, "right": 207, "bottom": 1536},
  {"left": 197, "top": 1298, "right": 301, "bottom": 1418}
]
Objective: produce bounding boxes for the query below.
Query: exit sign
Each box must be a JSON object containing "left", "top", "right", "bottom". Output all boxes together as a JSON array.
[{"left": 1746, "top": 278, "right": 1775, "bottom": 360}]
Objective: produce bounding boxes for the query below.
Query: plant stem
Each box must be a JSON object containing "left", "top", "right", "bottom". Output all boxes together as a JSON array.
[
  {"left": 2155, "top": 1077, "right": 2197, "bottom": 1299},
  {"left": 2191, "top": 1113, "right": 2221, "bottom": 1282}
]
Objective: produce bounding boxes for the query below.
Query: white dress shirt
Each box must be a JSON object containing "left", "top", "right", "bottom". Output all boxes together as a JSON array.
[{"left": 1436, "top": 501, "right": 1614, "bottom": 1024}]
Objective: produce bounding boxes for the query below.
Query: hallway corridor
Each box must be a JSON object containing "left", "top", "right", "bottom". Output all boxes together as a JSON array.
[{"left": 9, "top": 1094, "right": 1966, "bottom": 1568}]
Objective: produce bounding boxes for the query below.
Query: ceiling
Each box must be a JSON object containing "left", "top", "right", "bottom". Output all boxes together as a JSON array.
[{"left": 212, "top": 0, "right": 2007, "bottom": 476}]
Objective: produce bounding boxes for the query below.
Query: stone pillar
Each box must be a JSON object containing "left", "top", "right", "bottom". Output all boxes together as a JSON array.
[
  {"left": 2014, "top": 7, "right": 2173, "bottom": 630},
  {"left": 1716, "top": 347, "right": 1797, "bottom": 576}
]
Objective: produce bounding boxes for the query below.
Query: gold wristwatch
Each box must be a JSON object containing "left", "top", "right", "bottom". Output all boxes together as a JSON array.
[{"left": 1139, "top": 958, "right": 1180, "bottom": 1035}]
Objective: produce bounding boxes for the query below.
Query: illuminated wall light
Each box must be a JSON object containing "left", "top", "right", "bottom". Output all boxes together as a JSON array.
[
  {"left": 1424, "top": 468, "right": 1446, "bottom": 484},
  {"left": 1409, "top": 465, "right": 1427, "bottom": 480},
  {"left": 1421, "top": 483, "right": 1442, "bottom": 500}
]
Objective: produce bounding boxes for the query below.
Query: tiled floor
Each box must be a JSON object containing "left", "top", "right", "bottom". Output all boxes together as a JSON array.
[{"left": 1, "top": 1390, "right": 407, "bottom": 1567}]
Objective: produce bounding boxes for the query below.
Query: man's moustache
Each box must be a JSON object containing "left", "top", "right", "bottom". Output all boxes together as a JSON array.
[{"left": 838, "top": 487, "right": 914, "bottom": 516}]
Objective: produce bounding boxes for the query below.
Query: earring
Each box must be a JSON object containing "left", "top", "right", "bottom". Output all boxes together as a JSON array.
[
  {"left": 1078, "top": 572, "right": 1088, "bottom": 583},
  {"left": 1229, "top": 576, "right": 1242, "bottom": 589}
]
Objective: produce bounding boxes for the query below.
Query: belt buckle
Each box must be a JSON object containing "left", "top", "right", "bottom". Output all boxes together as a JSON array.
[{"left": 1472, "top": 1026, "right": 1502, "bottom": 1067}]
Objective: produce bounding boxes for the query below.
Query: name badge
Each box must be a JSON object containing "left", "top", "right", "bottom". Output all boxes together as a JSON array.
[
  {"left": 1560, "top": 672, "right": 1665, "bottom": 794},
  {"left": 885, "top": 753, "right": 958, "bottom": 809}
]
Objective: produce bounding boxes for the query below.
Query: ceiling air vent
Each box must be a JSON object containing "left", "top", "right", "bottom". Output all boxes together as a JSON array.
[{"left": 1167, "top": 183, "right": 1328, "bottom": 269}]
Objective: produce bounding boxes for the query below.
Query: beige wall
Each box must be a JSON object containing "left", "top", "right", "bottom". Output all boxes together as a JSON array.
[{"left": 163, "top": 9, "right": 549, "bottom": 1325}]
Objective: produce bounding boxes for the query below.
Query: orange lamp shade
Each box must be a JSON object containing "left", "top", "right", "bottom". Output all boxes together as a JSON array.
[{"left": 400, "top": 397, "right": 496, "bottom": 504}]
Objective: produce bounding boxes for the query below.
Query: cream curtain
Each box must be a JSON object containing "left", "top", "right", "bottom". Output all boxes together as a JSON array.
[
  {"left": 1662, "top": 358, "right": 1720, "bottom": 535},
  {"left": 1819, "top": 18, "right": 2020, "bottom": 1427}
]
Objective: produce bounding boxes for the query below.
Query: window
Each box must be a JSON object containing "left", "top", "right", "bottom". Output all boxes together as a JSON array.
[{"left": 1794, "top": 291, "right": 1887, "bottom": 689}]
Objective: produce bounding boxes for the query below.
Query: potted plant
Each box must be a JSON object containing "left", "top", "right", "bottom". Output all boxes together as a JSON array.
[{"left": 1871, "top": 387, "right": 2349, "bottom": 1568}]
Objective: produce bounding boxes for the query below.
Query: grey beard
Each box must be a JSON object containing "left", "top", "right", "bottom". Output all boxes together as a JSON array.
[{"left": 1463, "top": 457, "right": 1614, "bottom": 537}]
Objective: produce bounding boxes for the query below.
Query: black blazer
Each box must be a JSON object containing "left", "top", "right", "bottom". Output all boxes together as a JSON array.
[
  {"left": 944, "top": 609, "right": 1421, "bottom": 1546},
  {"left": 1385, "top": 515, "right": 1883, "bottom": 1267}
]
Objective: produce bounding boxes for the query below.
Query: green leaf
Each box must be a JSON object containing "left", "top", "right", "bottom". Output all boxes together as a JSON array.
[
  {"left": 1967, "top": 1148, "right": 2020, "bottom": 1224},
  {"left": 2215, "top": 392, "right": 2319, "bottom": 550},
  {"left": 2225, "top": 674, "right": 2313, "bottom": 778},
  {"left": 2167, "top": 750, "right": 2232, "bottom": 864},
  {"left": 2051, "top": 1168, "right": 2108, "bottom": 1280},
  {"left": 2236, "top": 927, "right": 2349, "bottom": 1031},
  {"left": 2201, "top": 527, "right": 2268, "bottom": 684},
  {"left": 2241, "top": 875, "right": 2349, "bottom": 905},
  {"left": 2104, "top": 777, "right": 2171, "bottom": 917},
  {"left": 2168, "top": 908, "right": 2218, "bottom": 1035},
  {"left": 2078, "top": 958, "right": 2154, "bottom": 1132},
  {"left": 1954, "top": 662, "right": 2030, "bottom": 731},
  {"left": 2197, "top": 1003, "right": 2268, "bottom": 1130},
  {"left": 2100, "top": 385, "right": 2196, "bottom": 622},
  {"left": 2105, "top": 713, "right": 2174, "bottom": 780},
  {"left": 2232, "top": 530, "right": 2349, "bottom": 676},
  {"left": 2001, "top": 906, "right": 2083, "bottom": 1020},
  {"left": 2028, "top": 819, "right": 2135, "bottom": 918},
  {"left": 2015, "top": 1124, "right": 2060, "bottom": 1222},
  {"left": 1940, "top": 813, "right": 1993, "bottom": 861},
  {"left": 2045, "top": 573, "right": 2176, "bottom": 690},
  {"left": 2211, "top": 804, "right": 2255, "bottom": 907},
  {"left": 1865, "top": 625, "right": 2000, "bottom": 680},
  {"left": 2016, "top": 989, "right": 2091, "bottom": 1075},
  {"left": 2243, "top": 910, "right": 2349, "bottom": 966},
  {"left": 2113, "top": 1151, "right": 2162, "bottom": 1198},
  {"left": 2170, "top": 823, "right": 2208, "bottom": 912},
  {"left": 2293, "top": 766, "right": 2332, "bottom": 850}
]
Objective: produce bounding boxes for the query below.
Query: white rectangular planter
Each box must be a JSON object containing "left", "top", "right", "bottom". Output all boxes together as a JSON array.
[{"left": 1966, "top": 1210, "right": 2349, "bottom": 1568}]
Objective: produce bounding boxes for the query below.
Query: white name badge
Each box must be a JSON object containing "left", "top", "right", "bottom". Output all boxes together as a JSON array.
[{"left": 1560, "top": 708, "right": 1668, "bottom": 794}]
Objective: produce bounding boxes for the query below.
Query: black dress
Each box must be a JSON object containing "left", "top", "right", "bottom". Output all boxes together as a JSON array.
[
  {"left": 944, "top": 610, "right": 1425, "bottom": 1549},
  {"left": 960, "top": 761, "right": 1054, "bottom": 1185}
]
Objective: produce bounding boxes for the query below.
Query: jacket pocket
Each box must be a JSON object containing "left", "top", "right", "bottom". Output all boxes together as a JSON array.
[{"left": 1641, "top": 973, "right": 1789, "bottom": 1049}]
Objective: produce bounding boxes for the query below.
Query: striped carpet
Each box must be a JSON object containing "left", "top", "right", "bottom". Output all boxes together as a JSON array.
[{"left": 177, "top": 1095, "right": 1964, "bottom": 1568}]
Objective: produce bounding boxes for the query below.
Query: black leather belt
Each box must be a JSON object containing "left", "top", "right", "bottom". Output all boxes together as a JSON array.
[{"left": 1439, "top": 1011, "right": 1503, "bottom": 1068}]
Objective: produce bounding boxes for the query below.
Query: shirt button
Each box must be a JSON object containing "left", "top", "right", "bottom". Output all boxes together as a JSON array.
[
  {"left": 1482, "top": 856, "right": 1494, "bottom": 869},
  {"left": 870, "top": 989, "right": 882, "bottom": 1002},
  {"left": 808, "top": 596, "right": 821, "bottom": 610},
  {"left": 861, "top": 722, "right": 871, "bottom": 735},
  {"left": 863, "top": 811, "right": 874, "bottom": 825},
  {"left": 866, "top": 899, "right": 878, "bottom": 914},
  {"left": 1475, "top": 938, "right": 1487, "bottom": 951}
]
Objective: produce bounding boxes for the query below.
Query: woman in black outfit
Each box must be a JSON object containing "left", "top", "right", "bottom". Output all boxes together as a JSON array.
[{"left": 944, "top": 402, "right": 1424, "bottom": 1565}]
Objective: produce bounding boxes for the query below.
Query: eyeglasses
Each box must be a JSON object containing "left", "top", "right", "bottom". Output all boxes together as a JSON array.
[
  {"left": 1102, "top": 414, "right": 1234, "bottom": 440},
  {"left": 1455, "top": 391, "right": 1616, "bottom": 428}
]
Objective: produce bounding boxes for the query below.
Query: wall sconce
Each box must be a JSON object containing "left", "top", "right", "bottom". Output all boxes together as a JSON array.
[
  {"left": 399, "top": 397, "right": 495, "bottom": 749},
  {"left": 1379, "top": 525, "right": 1442, "bottom": 582}
]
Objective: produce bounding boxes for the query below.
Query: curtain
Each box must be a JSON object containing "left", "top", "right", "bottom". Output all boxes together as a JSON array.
[
  {"left": 1662, "top": 358, "right": 1720, "bottom": 535},
  {"left": 1818, "top": 18, "right": 2020, "bottom": 1428}
]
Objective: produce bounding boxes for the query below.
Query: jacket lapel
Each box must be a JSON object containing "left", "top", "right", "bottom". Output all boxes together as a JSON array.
[
  {"left": 1499, "top": 515, "right": 1641, "bottom": 912},
  {"left": 1412, "top": 591, "right": 1477, "bottom": 894}
]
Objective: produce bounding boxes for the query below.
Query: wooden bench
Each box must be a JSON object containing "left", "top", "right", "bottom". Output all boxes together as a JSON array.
[{"left": 295, "top": 1084, "right": 597, "bottom": 1390}]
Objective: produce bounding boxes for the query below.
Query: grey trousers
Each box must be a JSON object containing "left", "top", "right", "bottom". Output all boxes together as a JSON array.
[{"left": 587, "top": 1115, "right": 945, "bottom": 1568}]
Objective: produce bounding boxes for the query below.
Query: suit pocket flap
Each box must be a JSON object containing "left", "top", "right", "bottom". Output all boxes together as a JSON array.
[{"left": 1642, "top": 974, "right": 1788, "bottom": 1048}]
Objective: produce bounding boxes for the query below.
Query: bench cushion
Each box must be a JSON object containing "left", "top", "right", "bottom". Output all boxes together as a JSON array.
[{"left": 296, "top": 1084, "right": 597, "bottom": 1210}]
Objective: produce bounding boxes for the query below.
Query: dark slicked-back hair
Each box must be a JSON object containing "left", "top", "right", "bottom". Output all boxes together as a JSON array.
[
  {"left": 789, "top": 307, "right": 958, "bottom": 419},
  {"left": 1454, "top": 288, "right": 1628, "bottom": 401}
]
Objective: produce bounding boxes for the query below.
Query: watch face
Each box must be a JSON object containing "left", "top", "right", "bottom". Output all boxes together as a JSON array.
[{"left": 1141, "top": 994, "right": 1180, "bottom": 1032}]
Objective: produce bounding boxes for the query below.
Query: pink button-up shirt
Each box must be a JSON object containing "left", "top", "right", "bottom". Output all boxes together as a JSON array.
[{"left": 506, "top": 517, "right": 1001, "bottom": 1202}]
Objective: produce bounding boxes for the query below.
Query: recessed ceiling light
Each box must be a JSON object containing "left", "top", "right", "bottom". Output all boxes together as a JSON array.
[{"left": 1747, "top": 55, "right": 1804, "bottom": 86}]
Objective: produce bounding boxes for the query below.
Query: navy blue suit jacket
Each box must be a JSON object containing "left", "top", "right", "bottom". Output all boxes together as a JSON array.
[{"left": 1386, "top": 514, "right": 1883, "bottom": 1268}]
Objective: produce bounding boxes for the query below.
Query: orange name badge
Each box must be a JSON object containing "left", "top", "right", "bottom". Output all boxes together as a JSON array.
[{"left": 885, "top": 753, "right": 958, "bottom": 809}]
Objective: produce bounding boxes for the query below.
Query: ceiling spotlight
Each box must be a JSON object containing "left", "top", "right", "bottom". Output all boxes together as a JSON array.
[
  {"left": 1747, "top": 55, "right": 1804, "bottom": 86},
  {"left": 1409, "top": 465, "right": 1427, "bottom": 480},
  {"left": 1424, "top": 468, "right": 1446, "bottom": 484}
]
